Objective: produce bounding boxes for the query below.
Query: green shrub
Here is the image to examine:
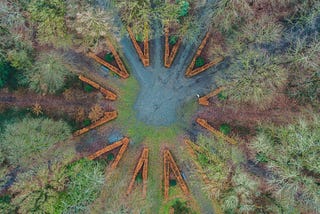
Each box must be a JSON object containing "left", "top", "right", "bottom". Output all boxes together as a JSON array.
[
  {"left": 195, "top": 57, "right": 205, "bottom": 67},
  {"left": 169, "top": 35, "right": 179, "bottom": 45},
  {"left": 0, "top": 195, "right": 10, "bottom": 204},
  {"left": 8, "top": 49, "right": 33, "bottom": 71},
  {"left": 0, "top": 58, "right": 11, "bottom": 88},
  {"left": 217, "top": 92, "right": 227, "bottom": 100},
  {"left": 172, "top": 200, "right": 192, "bottom": 214},
  {"left": 0, "top": 195, "right": 16, "bottom": 213},
  {"left": 104, "top": 53, "right": 114, "bottom": 63},
  {"left": 197, "top": 153, "right": 210, "bottom": 166},
  {"left": 220, "top": 124, "right": 231, "bottom": 135},
  {"left": 135, "top": 33, "right": 143, "bottom": 42},
  {"left": 107, "top": 153, "right": 115, "bottom": 161},
  {"left": 169, "top": 179, "right": 177, "bottom": 186},
  {"left": 177, "top": 0, "right": 189, "bottom": 17},
  {"left": 135, "top": 172, "right": 142, "bottom": 183},
  {"left": 83, "top": 119, "right": 91, "bottom": 127},
  {"left": 84, "top": 84, "right": 94, "bottom": 92},
  {"left": 255, "top": 153, "right": 268, "bottom": 163}
]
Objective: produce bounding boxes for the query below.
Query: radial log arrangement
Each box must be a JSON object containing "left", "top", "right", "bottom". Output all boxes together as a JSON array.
[
  {"left": 87, "top": 38, "right": 129, "bottom": 78},
  {"left": 88, "top": 137, "right": 130, "bottom": 169},
  {"left": 164, "top": 27, "right": 182, "bottom": 68},
  {"left": 163, "top": 149, "right": 189, "bottom": 200},
  {"left": 127, "top": 26, "right": 150, "bottom": 67},
  {"left": 196, "top": 118, "right": 237, "bottom": 145},
  {"left": 198, "top": 87, "right": 224, "bottom": 106},
  {"left": 79, "top": 75, "right": 117, "bottom": 101},
  {"left": 70, "top": 23, "right": 229, "bottom": 211},
  {"left": 185, "top": 32, "right": 224, "bottom": 77},
  {"left": 126, "top": 148, "right": 149, "bottom": 198}
]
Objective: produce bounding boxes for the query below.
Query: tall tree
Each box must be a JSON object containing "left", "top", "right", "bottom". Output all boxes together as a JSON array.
[
  {"left": 10, "top": 162, "right": 67, "bottom": 214},
  {"left": 193, "top": 135, "right": 264, "bottom": 213},
  {"left": 285, "top": 37, "right": 320, "bottom": 107},
  {"left": 71, "top": 4, "right": 116, "bottom": 51},
  {"left": 55, "top": 159, "right": 106, "bottom": 213},
  {"left": 28, "top": 0, "right": 71, "bottom": 48},
  {"left": 116, "top": 0, "right": 152, "bottom": 36},
  {"left": 217, "top": 49, "right": 287, "bottom": 108},
  {"left": 251, "top": 114, "right": 320, "bottom": 213},
  {"left": 25, "top": 52, "right": 72, "bottom": 95},
  {"left": 0, "top": 1, "right": 34, "bottom": 72},
  {"left": 0, "top": 117, "right": 71, "bottom": 167}
]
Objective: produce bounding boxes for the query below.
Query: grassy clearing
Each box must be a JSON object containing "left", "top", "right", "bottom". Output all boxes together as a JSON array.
[
  {"left": 109, "top": 76, "right": 201, "bottom": 212},
  {"left": 115, "top": 77, "right": 183, "bottom": 144}
]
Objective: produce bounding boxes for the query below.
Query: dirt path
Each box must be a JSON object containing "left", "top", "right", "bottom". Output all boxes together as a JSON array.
[
  {"left": 198, "top": 95, "right": 302, "bottom": 130},
  {"left": 0, "top": 90, "right": 103, "bottom": 113}
]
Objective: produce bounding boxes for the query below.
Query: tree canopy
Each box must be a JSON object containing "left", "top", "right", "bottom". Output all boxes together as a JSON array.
[
  {"left": 28, "top": 0, "right": 71, "bottom": 48},
  {"left": 25, "top": 52, "right": 72, "bottom": 95},
  {"left": 251, "top": 114, "right": 320, "bottom": 213},
  {"left": 0, "top": 117, "right": 71, "bottom": 167},
  {"left": 217, "top": 49, "right": 287, "bottom": 108}
]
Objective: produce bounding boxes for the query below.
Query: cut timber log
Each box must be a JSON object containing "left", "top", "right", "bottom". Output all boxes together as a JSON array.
[
  {"left": 88, "top": 137, "right": 130, "bottom": 169},
  {"left": 196, "top": 118, "right": 237, "bottom": 145},
  {"left": 111, "top": 138, "right": 130, "bottom": 169},
  {"left": 164, "top": 27, "right": 182, "bottom": 68},
  {"left": 79, "top": 75, "right": 99, "bottom": 89},
  {"left": 143, "top": 30, "right": 149, "bottom": 66},
  {"left": 79, "top": 75, "right": 117, "bottom": 101},
  {"left": 163, "top": 149, "right": 189, "bottom": 200},
  {"left": 184, "top": 139, "right": 224, "bottom": 214},
  {"left": 126, "top": 148, "right": 149, "bottom": 198},
  {"left": 87, "top": 38, "right": 129, "bottom": 79},
  {"left": 184, "top": 139, "right": 211, "bottom": 184},
  {"left": 186, "top": 57, "right": 224, "bottom": 77},
  {"left": 105, "top": 38, "right": 129, "bottom": 77},
  {"left": 73, "top": 111, "right": 117, "bottom": 136},
  {"left": 87, "top": 52, "right": 128, "bottom": 78},
  {"left": 185, "top": 32, "right": 223, "bottom": 77},
  {"left": 127, "top": 27, "right": 150, "bottom": 67},
  {"left": 198, "top": 87, "right": 224, "bottom": 106}
]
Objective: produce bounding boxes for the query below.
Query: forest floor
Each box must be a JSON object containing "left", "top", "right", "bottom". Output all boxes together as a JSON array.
[
  {"left": 198, "top": 95, "right": 303, "bottom": 135},
  {"left": 0, "top": 83, "right": 116, "bottom": 132},
  {"left": 0, "top": 89, "right": 105, "bottom": 111}
]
